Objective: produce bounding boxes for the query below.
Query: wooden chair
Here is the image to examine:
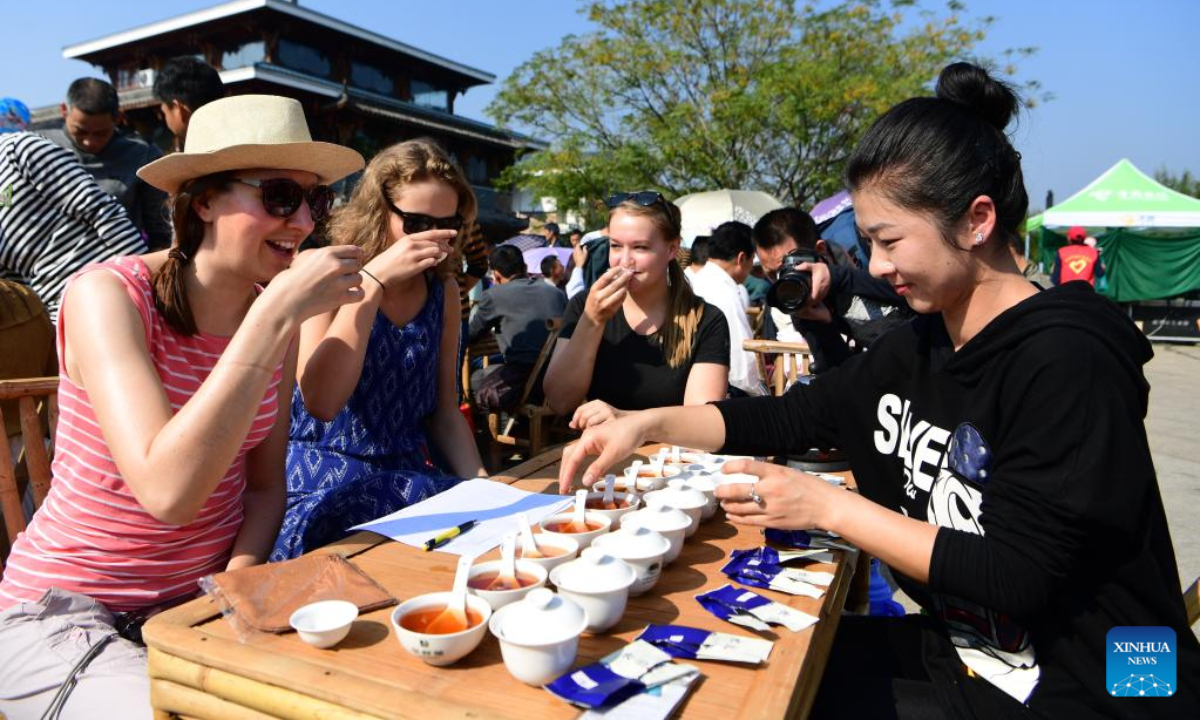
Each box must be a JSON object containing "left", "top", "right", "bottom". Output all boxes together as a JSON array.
[
  {"left": 743, "top": 339, "right": 813, "bottom": 396},
  {"left": 483, "top": 319, "right": 569, "bottom": 465},
  {"left": 0, "top": 377, "right": 58, "bottom": 566},
  {"left": 461, "top": 333, "right": 501, "bottom": 413},
  {"left": 745, "top": 306, "right": 765, "bottom": 337}
]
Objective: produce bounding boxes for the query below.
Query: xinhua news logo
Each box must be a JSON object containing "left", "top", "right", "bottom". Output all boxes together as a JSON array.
[{"left": 1107, "top": 626, "right": 1176, "bottom": 698}]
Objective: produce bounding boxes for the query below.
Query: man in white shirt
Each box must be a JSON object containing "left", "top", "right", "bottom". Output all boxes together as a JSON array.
[
  {"left": 683, "top": 235, "right": 710, "bottom": 285},
  {"left": 689, "top": 222, "right": 767, "bottom": 396}
]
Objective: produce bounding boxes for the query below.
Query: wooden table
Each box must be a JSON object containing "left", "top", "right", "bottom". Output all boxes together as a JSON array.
[{"left": 144, "top": 445, "right": 862, "bottom": 719}]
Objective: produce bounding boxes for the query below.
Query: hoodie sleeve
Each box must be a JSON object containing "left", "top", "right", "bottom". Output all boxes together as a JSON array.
[
  {"left": 928, "top": 328, "right": 1155, "bottom": 620},
  {"left": 714, "top": 352, "right": 860, "bottom": 456}
]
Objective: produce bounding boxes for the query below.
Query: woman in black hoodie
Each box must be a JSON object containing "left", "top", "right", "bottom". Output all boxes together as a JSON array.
[{"left": 557, "top": 63, "right": 1199, "bottom": 719}]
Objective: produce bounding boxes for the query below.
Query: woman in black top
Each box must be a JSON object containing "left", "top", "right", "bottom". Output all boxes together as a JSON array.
[
  {"left": 557, "top": 64, "right": 1199, "bottom": 719},
  {"left": 543, "top": 192, "right": 729, "bottom": 426}
]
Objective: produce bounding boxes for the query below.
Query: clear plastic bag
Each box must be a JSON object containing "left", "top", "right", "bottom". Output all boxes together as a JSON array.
[{"left": 199, "top": 553, "right": 395, "bottom": 643}]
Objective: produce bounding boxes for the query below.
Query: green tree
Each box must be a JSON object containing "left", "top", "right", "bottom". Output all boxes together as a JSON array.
[
  {"left": 488, "top": 0, "right": 1042, "bottom": 221},
  {"left": 1154, "top": 168, "right": 1200, "bottom": 199}
]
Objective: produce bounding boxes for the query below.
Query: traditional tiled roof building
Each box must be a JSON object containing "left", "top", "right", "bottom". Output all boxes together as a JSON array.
[{"left": 39, "top": 0, "right": 538, "bottom": 234}]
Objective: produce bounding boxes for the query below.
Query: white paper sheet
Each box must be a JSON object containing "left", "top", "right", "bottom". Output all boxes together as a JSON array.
[{"left": 350, "top": 479, "right": 571, "bottom": 556}]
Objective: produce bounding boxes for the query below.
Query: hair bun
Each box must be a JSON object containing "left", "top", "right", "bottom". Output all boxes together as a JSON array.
[{"left": 935, "top": 62, "right": 1019, "bottom": 132}]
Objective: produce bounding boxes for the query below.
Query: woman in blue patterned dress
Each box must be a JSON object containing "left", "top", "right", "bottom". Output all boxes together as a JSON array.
[{"left": 271, "top": 139, "right": 487, "bottom": 560}]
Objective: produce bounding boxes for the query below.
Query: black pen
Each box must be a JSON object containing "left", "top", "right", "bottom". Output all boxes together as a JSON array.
[{"left": 422, "top": 520, "right": 478, "bottom": 551}]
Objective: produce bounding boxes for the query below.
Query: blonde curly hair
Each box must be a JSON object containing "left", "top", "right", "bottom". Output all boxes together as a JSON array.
[{"left": 327, "top": 138, "right": 477, "bottom": 279}]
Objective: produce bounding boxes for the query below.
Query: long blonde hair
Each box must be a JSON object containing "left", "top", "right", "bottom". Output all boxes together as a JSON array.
[
  {"left": 327, "top": 138, "right": 477, "bottom": 279},
  {"left": 610, "top": 198, "right": 705, "bottom": 369}
]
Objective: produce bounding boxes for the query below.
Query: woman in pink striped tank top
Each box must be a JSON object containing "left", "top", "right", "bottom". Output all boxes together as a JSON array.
[{"left": 0, "top": 96, "right": 365, "bottom": 719}]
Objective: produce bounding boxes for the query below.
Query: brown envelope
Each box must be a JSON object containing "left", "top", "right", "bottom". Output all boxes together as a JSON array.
[{"left": 209, "top": 553, "right": 397, "bottom": 633}]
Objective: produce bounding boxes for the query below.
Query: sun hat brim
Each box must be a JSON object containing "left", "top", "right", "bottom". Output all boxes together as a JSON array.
[{"left": 138, "top": 141, "right": 365, "bottom": 194}]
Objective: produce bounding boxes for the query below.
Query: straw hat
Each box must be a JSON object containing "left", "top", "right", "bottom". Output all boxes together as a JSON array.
[{"left": 138, "top": 95, "right": 364, "bottom": 193}]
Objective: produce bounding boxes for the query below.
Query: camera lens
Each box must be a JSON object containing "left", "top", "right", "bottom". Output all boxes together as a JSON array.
[{"left": 769, "top": 276, "right": 811, "bottom": 313}]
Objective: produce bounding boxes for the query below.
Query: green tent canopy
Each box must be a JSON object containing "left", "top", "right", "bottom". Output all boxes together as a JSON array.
[{"left": 1027, "top": 159, "right": 1200, "bottom": 302}]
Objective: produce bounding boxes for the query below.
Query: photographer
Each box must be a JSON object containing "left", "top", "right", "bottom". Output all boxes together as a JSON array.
[{"left": 753, "top": 207, "right": 911, "bottom": 373}]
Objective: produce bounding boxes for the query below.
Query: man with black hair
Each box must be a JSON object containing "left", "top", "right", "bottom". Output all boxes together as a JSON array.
[
  {"left": 540, "top": 254, "right": 565, "bottom": 289},
  {"left": 153, "top": 56, "right": 225, "bottom": 147},
  {"left": 753, "top": 207, "right": 910, "bottom": 373},
  {"left": 684, "top": 235, "right": 710, "bottom": 283},
  {"left": 41, "top": 78, "right": 171, "bottom": 249},
  {"left": 468, "top": 245, "right": 566, "bottom": 410},
  {"left": 690, "top": 222, "right": 766, "bottom": 396},
  {"left": 543, "top": 221, "right": 570, "bottom": 248}
]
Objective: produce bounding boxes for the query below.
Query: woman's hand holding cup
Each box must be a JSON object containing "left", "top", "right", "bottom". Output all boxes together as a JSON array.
[
  {"left": 583, "top": 266, "right": 632, "bottom": 327},
  {"left": 365, "top": 229, "right": 456, "bottom": 288},
  {"left": 264, "top": 244, "right": 366, "bottom": 324}
]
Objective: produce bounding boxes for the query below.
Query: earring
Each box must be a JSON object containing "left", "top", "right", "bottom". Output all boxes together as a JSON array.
[{"left": 973, "top": 231, "right": 985, "bottom": 246}]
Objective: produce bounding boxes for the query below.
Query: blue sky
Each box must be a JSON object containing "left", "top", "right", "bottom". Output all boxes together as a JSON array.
[{"left": 3, "top": 0, "right": 1197, "bottom": 211}]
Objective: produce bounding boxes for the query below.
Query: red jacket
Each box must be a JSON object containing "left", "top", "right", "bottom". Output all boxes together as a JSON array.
[{"left": 1053, "top": 244, "right": 1102, "bottom": 286}]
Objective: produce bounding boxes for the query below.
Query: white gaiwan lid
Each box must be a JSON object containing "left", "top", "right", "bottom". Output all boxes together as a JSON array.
[
  {"left": 645, "top": 485, "right": 708, "bottom": 511},
  {"left": 552, "top": 547, "right": 637, "bottom": 593},
  {"left": 592, "top": 524, "right": 671, "bottom": 561},
  {"left": 622, "top": 505, "right": 692, "bottom": 534},
  {"left": 493, "top": 587, "right": 587, "bottom": 645},
  {"left": 669, "top": 475, "right": 716, "bottom": 493}
]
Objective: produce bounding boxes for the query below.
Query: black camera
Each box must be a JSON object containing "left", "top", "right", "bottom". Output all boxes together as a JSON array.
[{"left": 766, "top": 249, "right": 821, "bottom": 313}]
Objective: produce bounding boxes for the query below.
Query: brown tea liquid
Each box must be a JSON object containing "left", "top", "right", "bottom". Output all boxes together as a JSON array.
[
  {"left": 516, "top": 545, "right": 567, "bottom": 559},
  {"left": 586, "top": 498, "right": 630, "bottom": 511},
  {"left": 399, "top": 606, "right": 484, "bottom": 634},
  {"left": 543, "top": 520, "right": 604, "bottom": 534},
  {"left": 467, "top": 571, "right": 540, "bottom": 591}
]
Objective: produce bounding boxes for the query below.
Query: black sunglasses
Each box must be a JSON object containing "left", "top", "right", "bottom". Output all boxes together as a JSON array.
[
  {"left": 606, "top": 190, "right": 667, "bottom": 209},
  {"left": 235, "top": 178, "right": 335, "bottom": 223},
  {"left": 607, "top": 190, "right": 681, "bottom": 235},
  {"left": 382, "top": 191, "right": 464, "bottom": 233}
]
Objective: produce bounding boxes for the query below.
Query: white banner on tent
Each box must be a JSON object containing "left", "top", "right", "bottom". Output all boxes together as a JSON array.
[{"left": 1041, "top": 211, "right": 1200, "bottom": 228}]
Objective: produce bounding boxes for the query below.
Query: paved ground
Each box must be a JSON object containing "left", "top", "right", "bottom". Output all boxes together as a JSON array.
[
  {"left": 1144, "top": 342, "right": 1200, "bottom": 641},
  {"left": 894, "top": 341, "right": 1200, "bottom": 640}
]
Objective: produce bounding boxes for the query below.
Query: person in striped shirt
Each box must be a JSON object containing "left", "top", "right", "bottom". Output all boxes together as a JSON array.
[
  {"left": 0, "top": 95, "right": 365, "bottom": 719},
  {"left": 0, "top": 131, "right": 148, "bottom": 321}
]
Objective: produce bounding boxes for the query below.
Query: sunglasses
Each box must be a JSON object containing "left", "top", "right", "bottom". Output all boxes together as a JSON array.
[
  {"left": 382, "top": 192, "right": 464, "bottom": 233},
  {"left": 607, "top": 190, "right": 681, "bottom": 235},
  {"left": 606, "top": 190, "right": 667, "bottom": 209},
  {"left": 235, "top": 178, "right": 335, "bottom": 223}
]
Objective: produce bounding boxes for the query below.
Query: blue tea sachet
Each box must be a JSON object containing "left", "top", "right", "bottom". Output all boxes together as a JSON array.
[
  {"left": 696, "top": 584, "right": 819, "bottom": 632},
  {"left": 546, "top": 640, "right": 698, "bottom": 711},
  {"left": 636, "top": 624, "right": 773, "bottom": 664},
  {"left": 721, "top": 547, "right": 833, "bottom": 598}
]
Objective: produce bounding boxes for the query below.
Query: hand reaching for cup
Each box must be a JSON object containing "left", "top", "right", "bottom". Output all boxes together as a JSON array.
[
  {"left": 364, "top": 228, "right": 456, "bottom": 288},
  {"left": 557, "top": 412, "right": 649, "bottom": 494}
]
